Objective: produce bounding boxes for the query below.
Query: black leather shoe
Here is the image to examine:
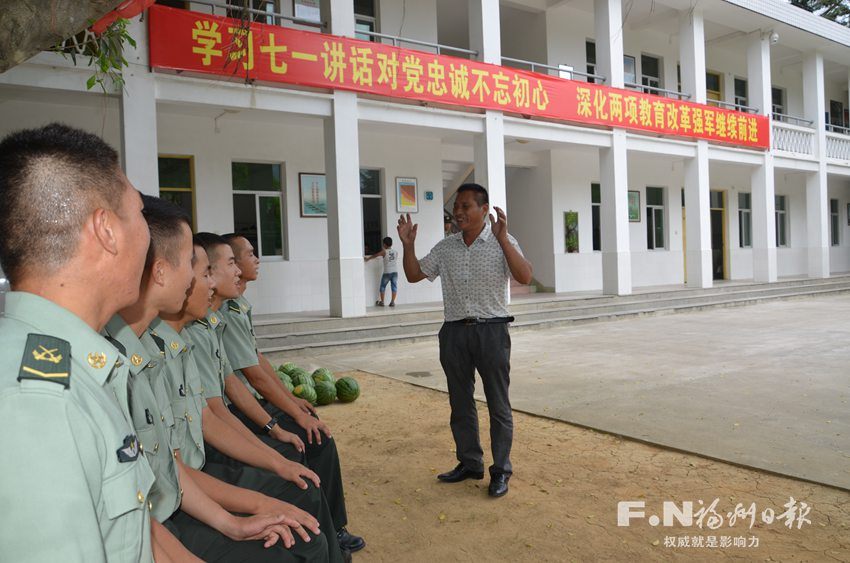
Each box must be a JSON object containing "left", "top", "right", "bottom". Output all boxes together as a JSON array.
[
  {"left": 437, "top": 463, "right": 485, "bottom": 483},
  {"left": 337, "top": 528, "right": 365, "bottom": 553},
  {"left": 488, "top": 473, "right": 510, "bottom": 497}
]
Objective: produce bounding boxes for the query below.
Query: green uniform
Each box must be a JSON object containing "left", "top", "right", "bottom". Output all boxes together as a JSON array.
[
  {"left": 155, "top": 318, "right": 342, "bottom": 563},
  {"left": 103, "top": 315, "right": 308, "bottom": 563},
  {"left": 0, "top": 292, "right": 155, "bottom": 563},
  {"left": 219, "top": 296, "right": 349, "bottom": 531}
]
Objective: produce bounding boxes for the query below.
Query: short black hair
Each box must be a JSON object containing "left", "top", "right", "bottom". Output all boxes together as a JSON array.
[
  {"left": 382, "top": 237, "right": 393, "bottom": 247},
  {"left": 194, "top": 232, "right": 229, "bottom": 267},
  {"left": 0, "top": 123, "right": 124, "bottom": 284},
  {"left": 141, "top": 195, "right": 191, "bottom": 269},
  {"left": 221, "top": 232, "right": 249, "bottom": 259},
  {"left": 456, "top": 183, "right": 489, "bottom": 207}
]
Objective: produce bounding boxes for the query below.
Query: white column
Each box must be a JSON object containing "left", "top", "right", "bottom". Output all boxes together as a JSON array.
[
  {"left": 594, "top": 0, "right": 625, "bottom": 89},
  {"left": 469, "top": 0, "right": 506, "bottom": 209},
  {"left": 679, "top": 8, "right": 711, "bottom": 287},
  {"left": 473, "top": 112, "right": 506, "bottom": 210},
  {"left": 803, "top": 51, "right": 829, "bottom": 278},
  {"left": 748, "top": 31, "right": 776, "bottom": 282},
  {"left": 679, "top": 8, "right": 706, "bottom": 104},
  {"left": 599, "top": 129, "right": 631, "bottom": 295},
  {"left": 321, "top": 0, "right": 365, "bottom": 317},
  {"left": 594, "top": 0, "right": 629, "bottom": 294},
  {"left": 120, "top": 16, "right": 158, "bottom": 196}
]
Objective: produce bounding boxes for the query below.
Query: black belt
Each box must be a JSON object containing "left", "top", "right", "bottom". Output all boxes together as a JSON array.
[{"left": 446, "top": 316, "right": 514, "bottom": 325}]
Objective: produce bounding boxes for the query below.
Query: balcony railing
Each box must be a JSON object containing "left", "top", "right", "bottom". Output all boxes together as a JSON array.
[
  {"left": 772, "top": 112, "right": 814, "bottom": 127},
  {"left": 707, "top": 98, "right": 759, "bottom": 114},
  {"left": 826, "top": 131, "right": 850, "bottom": 161},
  {"left": 501, "top": 56, "right": 606, "bottom": 83},
  {"left": 361, "top": 30, "right": 477, "bottom": 58},
  {"left": 624, "top": 81, "right": 689, "bottom": 100},
  {"left": 772, "top": 121, "right": 815, "bottom": 156}
]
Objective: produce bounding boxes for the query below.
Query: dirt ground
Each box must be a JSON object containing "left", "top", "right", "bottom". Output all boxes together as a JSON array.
[{"left": 317, "top": 371, "right": 850, "bottom": 563}]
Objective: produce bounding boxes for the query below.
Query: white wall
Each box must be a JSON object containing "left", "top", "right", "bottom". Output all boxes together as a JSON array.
[
  {"left": 378, "top": 0, "right": 439, "bottom": 45},
  {"left": 501, "top": 6, "right": 548, "bottom": 65}
]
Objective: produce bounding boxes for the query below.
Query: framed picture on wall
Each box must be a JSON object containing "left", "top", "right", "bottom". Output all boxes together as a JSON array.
[
  {"left": 628, "top": 190, "right": 641, "bottom": 222},
  {"left": 396, "top": 177, "right": 418, "bottom": 213},
  {"left": 299, "top": 173, "right": 327, "bottom": 217}
]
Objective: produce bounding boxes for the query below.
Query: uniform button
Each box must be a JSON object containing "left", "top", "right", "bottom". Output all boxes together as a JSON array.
[
  {"left": 196, "top": 442, "right": 202, "bottom": 449},
  {"left": 139, "top": 443, "right": 144, "bottom": 453},
  {"left": 160, "top": 415, "right": 165, "bottom": 422},
  {"left": 148, "top": 500, "right": 153, "bottom": 511},
  {"left": 187, "top": 415, "right": 193, "bottom": 423},
  {"left": 173, "top": 451, "right": 178, "bottom": 459},
  {"left": 137, "top": 490, "right": 144, "bottom": 503},
  {"left": 153, "top": 442, "right": 159, "bottom": 453}
]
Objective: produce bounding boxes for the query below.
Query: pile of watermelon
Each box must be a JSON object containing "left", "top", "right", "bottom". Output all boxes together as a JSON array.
[{"left": 274, "top": 363, "right": 360, "bottom": 406}]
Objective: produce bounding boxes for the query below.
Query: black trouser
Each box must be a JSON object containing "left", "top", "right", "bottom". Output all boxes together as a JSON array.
[
  {"left": 439, "top": 321, "right": 513, "bottom": 476},
  {"left": 200, "top": 461, "right": 345, "bottom": 563},
  {"left": 228, "top": 401, "right": 349, "bottom": 531}
]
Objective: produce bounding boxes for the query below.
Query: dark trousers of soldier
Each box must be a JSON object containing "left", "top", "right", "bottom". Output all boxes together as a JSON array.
[
  {"left": 438, "top": 322, "right": 514, "bottom": 477},
  {"left": 228, "top": 401, "right": 348, "bottom": 531},
  {"left": 202, "top": 461, "right": 345, "bottom": 563},
  {"left": 164, "top": 495, "right": 328, "bottom": 563}
]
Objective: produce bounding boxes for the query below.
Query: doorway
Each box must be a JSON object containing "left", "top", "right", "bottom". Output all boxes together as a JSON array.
[{"left": 709, "top": 190, "right": 727, "bottom": 280}]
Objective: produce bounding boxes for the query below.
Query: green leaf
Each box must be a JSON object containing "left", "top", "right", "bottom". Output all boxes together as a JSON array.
[{"left": 86, "top": 74, "right": 97, "bottom": 90}]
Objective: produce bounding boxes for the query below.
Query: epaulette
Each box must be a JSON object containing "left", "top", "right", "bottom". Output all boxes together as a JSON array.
[
  {"left": 194, "top": 318, "right": 210, "bottom": 329},
  {"left": 227, "top": 301, "right": 241, "bottom": 314},
  {"left": 18, "top": 334, "right": 71, "bottom": 389}
]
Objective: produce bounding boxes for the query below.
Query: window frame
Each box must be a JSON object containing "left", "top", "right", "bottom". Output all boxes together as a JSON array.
[
  {"left": 158, "top": 154, "right": 196, "bottom": 231},
  {"left": 360, "top": 168, "right": 383, "bottom": 256},
  {"left": 231, "top": 160, "right": 286, "bottom": 261},
  {"left": 830, "top": 198, "right": 839, "bottom": 247},
  {"left": 775, "top": 194, "right": 788, "bottom": 248},
  {"left": 591, "top": 183, "right": 601, "bottom": 252},
  {"left": 738, "top": 192, "right": 752, "bottom": 249},
  {"left": 646, "top": 187, "right": 666, "bottom": 251}
]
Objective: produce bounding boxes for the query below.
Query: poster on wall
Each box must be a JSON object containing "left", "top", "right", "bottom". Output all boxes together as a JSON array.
[
  {"left": 299, "top": 173, "right": 327, "bottom": 217},
  {"left": 396, "top": 177, "right": 418, "bottom": 213},
  {"left": 564, "top": 211, "right": 579, "bottom": 253},
  {"left": 628, "top": 191, "right": 641, "bottom": 222}
]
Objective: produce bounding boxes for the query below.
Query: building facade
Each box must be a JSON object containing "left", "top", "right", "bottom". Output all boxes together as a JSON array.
[{"left": 1, "top": 0, "right": 849, "bottom": 317}]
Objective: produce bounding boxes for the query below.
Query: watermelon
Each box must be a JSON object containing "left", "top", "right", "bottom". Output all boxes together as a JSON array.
[
  {"left": 314, "top": 381, "right": 337, "bottom": 405},
  {"left": 290, "top": 368, "right": 313, "bottom": 388},
  {"left": 282, "top": 377, "right": 295, "bottom": 393},
  {"left": 335, "top": 376, "right": 360, "bottom": 403},
  {"left": 278, "top": 362, "right": 298, "bottom": 375},
  {"left": 293, "top": 384, "right": 317, "bottom": 405},
  {"left": 276, "top": 370, "right": 293, "bottom": 386},
  {"left": 312, "top": 367, "right": 336, "bottom": 385}
]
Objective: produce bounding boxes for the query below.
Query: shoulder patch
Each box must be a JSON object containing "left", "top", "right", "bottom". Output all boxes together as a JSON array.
[
  {"left": 194, "top": 318, "right": 210, "bottom": 329},
  {"left": 103, "top": 335, "right": 127, "bottom": 356},
  {"left": 227, "top": 301, "right": 241, "bottom": 314},
  {"left": 18, "top": 334, "right": 71, "bottom": 389}
]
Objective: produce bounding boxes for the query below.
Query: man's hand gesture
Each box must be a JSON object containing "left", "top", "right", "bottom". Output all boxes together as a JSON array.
[
  {"left": 489, "top": 206, "right": 509, "bottom": 242},
  {"left": 397, "top": 214, "right": 418, "bottom": 246}
]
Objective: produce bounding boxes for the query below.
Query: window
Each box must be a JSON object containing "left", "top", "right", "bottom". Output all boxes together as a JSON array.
[
  {"left": 829, "top": 100, "right": 845, "bottom": 132},
  {"left": 775, "top": 195, "right": 788, "bottom": 247},
  {"left": 830, "top": 199, "right": 840, "bottom": 246},
  {"left": 360, "top": 169, "right": 382, "bottom": 255},
  {"left": 646, "top": 187, "right": 665, "bottom": 250},
  {"left": 158, "top": 156, "right": 195, "bottom": 229},
  {"left": 706, "top": 71, "right": 722, "bottom": 101},
  {"left": 355, "top": 0, "right": 376, "bottom": 41},
  {"left": 591, "top": 183, "right": 601, "bottom": 251},
  {"left": 585, "top": 41, "right": 636, "bottom": 85},
  {"left": 738, "top": 193, "right": 752, "bottom": 248},
  {"left": 227, "top": 0, "right": 276, "bottom": 24},
  {"left": 640, "top": 54, "right": 661, "bottom": 93},
  {"left": 232, "top": 162, "right": 284, "bottom": 258},
  {"left": 734, "top": 78, "right": 748, "bottom": 110},
  {"left": 772, "top": 87, "right": 786, "bottom": 118}
]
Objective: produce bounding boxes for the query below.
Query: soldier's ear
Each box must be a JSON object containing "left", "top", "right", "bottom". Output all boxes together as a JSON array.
[
  {"left": 91, "top": 207, "right": 119, "bottom": 256},
  {"left": 152, "top": 259, "right": 166, "bottom": 286}
]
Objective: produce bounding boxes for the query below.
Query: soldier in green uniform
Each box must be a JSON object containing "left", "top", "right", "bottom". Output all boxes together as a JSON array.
[
  {"left": 103, "top": 195, "right": 333, "bottom": 562},
  {"left": 0, "top": 123, "right": 158, "bottom": 562},
  {"left": 189, "top": 233, "right": 365, "bottom": 551},
  {"left": 219, "top": 233, "right": 365, "bottom": 554}
]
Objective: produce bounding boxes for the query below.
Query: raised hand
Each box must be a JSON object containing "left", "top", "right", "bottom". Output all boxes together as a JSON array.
[
  {"left": 489, "top": 206, "right": 509, "bottom": 242},
  {"left": 397, "top": 213, "right": 418, "bottom": 246}
]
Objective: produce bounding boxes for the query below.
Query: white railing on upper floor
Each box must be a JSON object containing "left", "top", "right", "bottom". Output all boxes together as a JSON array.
[
  {"left": 826, "top": 131, "right": 850, "bottom": 161},
  {"left": 772, "top": 121, "right": 815, "bottom": 157}
]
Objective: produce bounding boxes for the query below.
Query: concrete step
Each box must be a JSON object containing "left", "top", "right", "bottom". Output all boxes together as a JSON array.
[{"left": 256, "top": 275, "right": 850, "bottom": 355}]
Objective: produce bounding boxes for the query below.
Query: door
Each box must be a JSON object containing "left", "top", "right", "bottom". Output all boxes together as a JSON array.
[{"left": 709, "top": 191, "right": 727, "bottom": 281}]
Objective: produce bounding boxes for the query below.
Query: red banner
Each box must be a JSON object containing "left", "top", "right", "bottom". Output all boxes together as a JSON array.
[{"left": 148, "top": 5, "right": 769, "bottom": 149}]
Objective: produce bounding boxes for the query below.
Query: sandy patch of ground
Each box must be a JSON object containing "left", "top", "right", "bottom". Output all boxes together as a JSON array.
[{"left": 319, "top": 371, "right": 850, "bottom": 562}]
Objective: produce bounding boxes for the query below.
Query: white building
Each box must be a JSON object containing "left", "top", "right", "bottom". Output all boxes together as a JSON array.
[{"left": 1, "top": 0, "right": 849, "bottom": 317}]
